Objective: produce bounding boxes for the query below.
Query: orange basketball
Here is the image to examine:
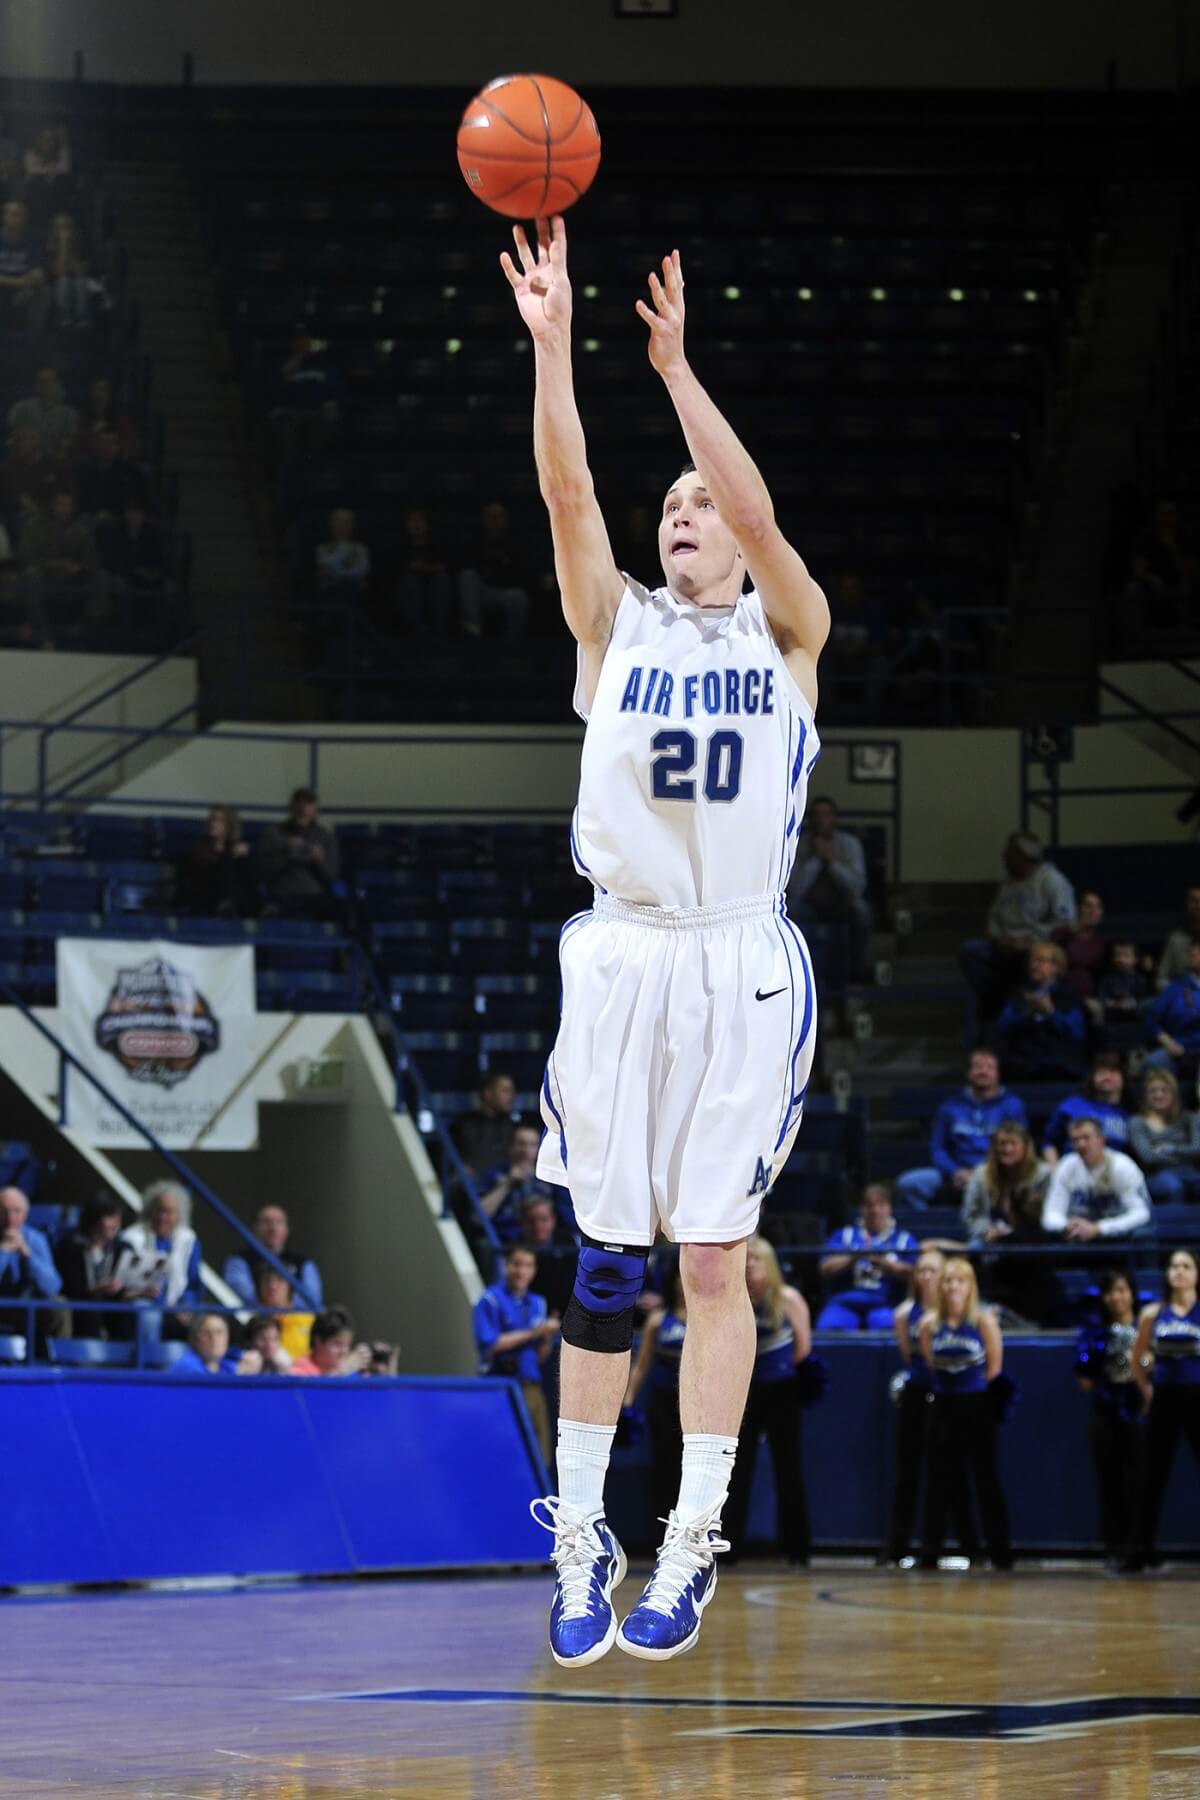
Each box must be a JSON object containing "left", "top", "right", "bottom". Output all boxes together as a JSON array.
[{"left": 456, "top": 74, "right": 601, "bottom": 219}]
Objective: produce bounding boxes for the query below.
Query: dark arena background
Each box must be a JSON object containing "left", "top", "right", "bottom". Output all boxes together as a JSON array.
[{"left": 0, "top": 1, "right": 1198, "bottom": 1794}]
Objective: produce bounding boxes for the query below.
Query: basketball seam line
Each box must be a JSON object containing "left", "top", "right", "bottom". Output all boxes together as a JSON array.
[
  {"left": 472, "top": 95, "right": 547, "bottom": 150},
  {"left": 528, "top": 75, "right": 553, "bottom": 218}
]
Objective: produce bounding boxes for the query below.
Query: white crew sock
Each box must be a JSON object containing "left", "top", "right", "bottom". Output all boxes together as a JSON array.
[
  {"left": 675, "top": 1433, "right": 738, "bottom": 1524},
  {"left": 555, "top": 1418, "right": 616, "bottom": 1521}
]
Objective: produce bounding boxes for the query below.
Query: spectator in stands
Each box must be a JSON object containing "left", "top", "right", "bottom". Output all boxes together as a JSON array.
[
  {"left": 1126, "top": 498, "right": 1194, "bottom": 631},
  {"left": 451, "top": 1071, "right": 518, "bottom": 1177},
  {"left": 121, "top": 1181, "right": 203, "bottom": 1329},
  {"left": 1095, "top": 940, "right": 1152, "bottom": 1037},
  {"left": 1041, "top": 1052, "right": 1132, "bottom": 1166},
  {"left": 991, "top": 940, "right": 1088, "bottom": 1083},
  {"left": 253, "top": 1266, "right": 315, "bottom": 1361},
  {"left": 8, "top": 367, "right": 78, "bottom": 457},
  {"left": 0, "top": 200, "right": 47, "bottom": 329},
  {"left": 314, "top": 506, "right": 370, "bottom": 608},
  {"left": 169, "top": 1313, "right": 262, "bottom": 1377},
  {"left": 21, "top": 126, "right": 72, "bottom": 222},
  {"left": 918, "top": 1259, "right": 1012, "bottom": 1570},
  {"left": 473, "top": 1243, "right": 559, "bottom": 1464},
  {"left": 1042, "top": 1118, "right": 1152, "bottom": 1243},
  {"left": 961, "top": 1123, "right": 1056, "bottom": 1326},
  {"left": 273, "top": 325, "right": 342, "bottom": 454},
  {"left": 817, "top": 1183, "right": 918, "bottom": 1330},
  {"left": 459, "top": 500, "right": 531, "bottom": 638},
  {"left": 786, "top": 795, "right": 872, "bottom": 982},
  {"left": 825, "top": 571, "right": 886, "bottom": 710},
  {"left": 479, "top": 1122, "right": 561, "bottom": 1241},
  {"left": 78, "top": 376, "right": 135, "bottom": 456},
  {"left": 180, "top": 805, "right": 257, "bottom": 918},
  {"left": 395, "top": 503, "right": 453, "bottom": 636},
  {"left": 290, "top": 1306, "right": 371, "bottom": 1376},
  {"left": 1144, "top": 937, "right": 1200, "bottom": 1082},
  {"left": 1074, "top": 1270, "right": 1143, "bottom": 1569},
  {"left": 1129, "top": 1069, "right": 1200, "bottom": 1205},
  {"left": 959, "top": 833, "right": 1076, "bottom": 1016},
  {"left": 0, "top": 423, "right": 69, "bottom": 523},
  {"left": 520, "top": 1194, "right": 577, "bottom": 1318},
  {"left": 19, "top": 489, "right": 106, "bottom": 626},
  {"left": 257, "top": 786, "right": 342, "bottom": 919},
  {"left": 54, "top": 1193, "right": 137, "bottom": 1339},
  {"left": 99, "top": 501, "right": 173, "bottom": 632},
  {"left": 44, "top": 212, "right": 96, "bottom": 330},
  {"left": 1053, "top": 890, "right": 1107, "bottom": 999},
  {"left": 1157, "top": 888, "right": 1200, "bottom": 989},
  {"left": 896, "top": 1048, "right": 1027, "bottom": 1208},
  {"left": 0, "top": 520, "right": 49, "bottom": 646},
  {"left": 245, "top": 1312, "right": 294, "bottom": 1375},
  {"left": 224, "top": 1202, "right": 324, "bottom": 1310},
  {"left": 78, "top": 429, "right": 147, "bottom": 521},
  {"left": 0, "top": 1185, "right": 63, "bottom": 1327}
]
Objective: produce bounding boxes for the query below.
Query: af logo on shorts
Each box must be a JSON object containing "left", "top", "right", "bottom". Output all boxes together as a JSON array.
[{"left": 747, "top": 1157, "right": 771, "bottom": 1197}]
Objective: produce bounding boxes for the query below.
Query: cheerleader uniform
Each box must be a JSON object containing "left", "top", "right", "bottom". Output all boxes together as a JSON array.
[
  {"left": 645, "top": 1309, "right": 687, "bottom": 1526},
  {"left": 922, "top": 1315, "right": 1012, "bottom": 1568},
  {"left": 886, "top": 1301, "right": 978, "bottom": 1563},
  {"left": 1130, "top": 1299, "right": 1200, "bottom": 1564},
  {"left": 725, "top": 1301, "right": 811, "bottom": 1563},
  {"left": 1074, "top": 1318, "right": 1142, "bottom": 1560}
]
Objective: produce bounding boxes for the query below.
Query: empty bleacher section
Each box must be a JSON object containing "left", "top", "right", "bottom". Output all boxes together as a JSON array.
[{"left": 196, "top": 89, "right": 1130, "bottom": 723}]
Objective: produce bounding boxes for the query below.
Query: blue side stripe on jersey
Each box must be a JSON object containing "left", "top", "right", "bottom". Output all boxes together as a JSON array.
[
  {"left": 805, "top": 744, "right": 823, "bottom": 777},
  {"left": 775, "top": 909, "right": 815, "bottom": 1151},
  {"left": 541, "top": 1063, "right": 568, "bottom": 1170},
  {"left": 772, "top": 912, "right": 798, "bottom": 1150},
  {"left": 790, "top": 720, "right": 808, "bottom": 792},
  {"left": 775, "top": 711, "right": 797, "bottom": 893}
]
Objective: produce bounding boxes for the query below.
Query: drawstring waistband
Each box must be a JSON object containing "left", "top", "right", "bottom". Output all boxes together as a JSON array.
[{"left": 592, "top": 892, "right": 783, "bottom": 931}]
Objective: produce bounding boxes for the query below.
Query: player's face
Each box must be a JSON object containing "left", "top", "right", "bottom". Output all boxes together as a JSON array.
[{"left": 658, "top": 477, "right": 741, "bottom": 602}]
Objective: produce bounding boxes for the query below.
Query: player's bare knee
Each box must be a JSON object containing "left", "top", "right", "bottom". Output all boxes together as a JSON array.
[
  {"left": 679, "top": 1241, "right": 749, "bottom": 1308},
  {"left": 562, "top": 1234, "right": 649, "bottom": 1354}
]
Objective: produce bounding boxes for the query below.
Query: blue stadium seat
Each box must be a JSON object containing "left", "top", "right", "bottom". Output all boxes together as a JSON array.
[
  {"left": 0, "top": 873, "right": 25, "bottom": 908},
  {"left": 35, "top": 878, "right": 102, "bottom": 912},
  {"left": 479, "top": 1030, "right": 551, "bottom": 1090},
  {"left": 0, "top": 1334, "right": 27, "bottom": 1364},
  {"left": 473, "top": 974, "right": 559, "bottom": 1027},
  {"left": 47, "top": 1338, "right": 137, "bottom": 1368},
  {"left": 145, "top": 1340, "right": 191, "bottom": 1369},
  {"left": 424, "top": 1089, "right": 478, "bottom": 1129},
  {"left": 25, "top": 1204, "right": 61, "bottom": 1234},
  {"left": 398, "top": 1030, "right": 478, "bottom": 1089},
  {"left": 372, "top": 919, "right": 443, "bottom": 973},
  {"left": 449, "top": 918, "right": 524, "bottom": 976},
  {"left": 389, "top": 974, "right": 473, "bottom": 1029},
  {"left": 0, "top": 1143, "right": 40, "bottom": 1197}
]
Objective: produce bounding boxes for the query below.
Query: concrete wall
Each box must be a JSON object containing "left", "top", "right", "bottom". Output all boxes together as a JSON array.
[
  {"left": 0, "top": 0, "right": 1178, "bottom": 90},
  {"left": 0, "top": 650, "right": 197, "bottom": 808}
]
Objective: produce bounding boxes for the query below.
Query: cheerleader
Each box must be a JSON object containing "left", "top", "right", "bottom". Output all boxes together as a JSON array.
[
  {"left": 1125, "top": 1247, "right": 1200, "bottom": 1571},
  {"left": 1073, "top": 1269, "right": 1143, "bottom": 1567},
  {"left": 885, "top": 1245, "right": 979, "bottom": 1565},
  {"left": 623, "top": 1266, "right": 687, "bottom": 1528},
  {"left": 919, "top": 1257, "right": 1013, "bottom": 1569},
  {"left": 724, "top": 1236, "right": 814, "bottom": 1564}
]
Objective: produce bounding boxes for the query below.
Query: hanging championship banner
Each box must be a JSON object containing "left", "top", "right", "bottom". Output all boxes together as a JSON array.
[{"left": 55, "top": 939, "right": 259, "bottom": 1149}]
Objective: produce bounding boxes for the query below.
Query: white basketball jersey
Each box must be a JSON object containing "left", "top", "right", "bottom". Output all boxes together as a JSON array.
[{"left": 571, "top": 580, "right": 821, "bottom": 908}]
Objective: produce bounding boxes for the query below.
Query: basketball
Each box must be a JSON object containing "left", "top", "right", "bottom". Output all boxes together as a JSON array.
[{"left": 456, "top": 73, "right": 601, "bottom": 218}]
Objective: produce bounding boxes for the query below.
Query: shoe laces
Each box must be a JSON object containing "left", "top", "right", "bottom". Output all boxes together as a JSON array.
[
  {"left": 639, "top": 1507, "right": 729, "bottom": 1618},
  {"left": 530, "top": 1496, "right": 607, "bottom": 1621}
]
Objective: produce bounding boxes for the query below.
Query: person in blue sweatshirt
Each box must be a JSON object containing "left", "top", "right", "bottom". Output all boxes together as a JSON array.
[
  {"left": 991, "top": 940, "right": 1088, "bottom": 1082},
  {"left": 896, "top": 1049, "right": 1028, "bottom": 1208},
  {"left": 817, "top": 1185, "right": 918, "bottom": 1330},
  {"left": 1040, "top": 1052, "right": 1132, "bottom": 1165},
  {"left": 1144, "top": 937, "right": 1200, "bottom": 1084},
  {"left": 0, "top": 1185, "right": 62, "bottom": 1343}
]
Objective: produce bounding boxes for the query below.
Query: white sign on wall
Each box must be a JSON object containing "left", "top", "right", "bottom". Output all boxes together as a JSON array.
[{"left": 56, "top": 939, "right": 259, "bottom": 1149}]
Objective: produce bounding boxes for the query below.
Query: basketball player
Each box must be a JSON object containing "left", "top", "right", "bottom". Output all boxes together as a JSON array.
[{"left": 502, "top": 216, "right": 829, "bottom": 1664}]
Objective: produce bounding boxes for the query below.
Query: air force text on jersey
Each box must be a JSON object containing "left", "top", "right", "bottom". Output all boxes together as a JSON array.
[{"left": 619, "top": 663, "right": 776, "bottom": 719}]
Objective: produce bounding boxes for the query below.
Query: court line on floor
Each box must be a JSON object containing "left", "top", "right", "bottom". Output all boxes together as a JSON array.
[{"left": 744, "top": 1582, "right": 1200, "bottom": 1634}]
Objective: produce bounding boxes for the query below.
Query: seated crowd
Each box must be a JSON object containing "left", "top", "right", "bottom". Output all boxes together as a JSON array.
[{"left": 0, "top": 1174, "right": 395, "bottom": 1376}]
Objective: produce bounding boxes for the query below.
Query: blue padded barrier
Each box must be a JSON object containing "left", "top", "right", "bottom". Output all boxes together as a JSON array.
[{"left": 0, "top": 1371, "right": 547, "bottom": 1586}]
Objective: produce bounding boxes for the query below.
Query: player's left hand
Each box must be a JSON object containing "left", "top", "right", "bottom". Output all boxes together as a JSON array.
[{"left": 636, "top": 250, "right": 687, "bottom": 378}]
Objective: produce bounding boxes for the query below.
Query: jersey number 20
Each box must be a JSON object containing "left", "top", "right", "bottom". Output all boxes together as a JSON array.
[{"left": 651, "top": 729, "right": 744, "bottom": 803}]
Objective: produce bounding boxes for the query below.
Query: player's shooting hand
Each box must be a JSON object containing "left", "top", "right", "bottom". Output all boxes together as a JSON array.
[
  {"left": 500, "top": 215, "right": 572, "bottom": 343},
  {"left": 636, "top": 250, "right": 687, "bottom": 379}
]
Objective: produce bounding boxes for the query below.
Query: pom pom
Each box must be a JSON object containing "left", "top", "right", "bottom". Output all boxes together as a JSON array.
[
  {"left": 795, "top": 1352, "right": 831, "bottom": 1409},
  {"left": 888, "top": 1368, "right": 911, "bottom": 1408}
]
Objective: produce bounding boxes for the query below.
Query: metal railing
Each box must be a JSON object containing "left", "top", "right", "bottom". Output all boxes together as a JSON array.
[
  {"left": 0, "top": 982, "right": 321, "bottom": 1311},
  {"left": 0, "top": 1298, "right": 319, "bottom": 1369}
]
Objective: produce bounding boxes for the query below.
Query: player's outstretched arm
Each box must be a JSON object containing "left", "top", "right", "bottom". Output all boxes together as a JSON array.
[
  {"left": 637, "top": 251, "right": 830, "bottom": 709},
  {"left": 501, "top": 216, "right": 623, "bottom": 666}
]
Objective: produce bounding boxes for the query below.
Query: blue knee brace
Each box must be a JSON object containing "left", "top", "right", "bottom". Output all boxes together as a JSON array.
[{"left": 562, "top": 1233, "right": 649, "bottom": 1354}]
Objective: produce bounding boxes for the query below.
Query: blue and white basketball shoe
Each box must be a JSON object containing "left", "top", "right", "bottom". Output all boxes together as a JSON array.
[
  {"left": 531, "top": 1496, "right": 628, "bottom": 1668},
  {"left": 616, "top": 1505, "right": 729, "bottom": 1660}
]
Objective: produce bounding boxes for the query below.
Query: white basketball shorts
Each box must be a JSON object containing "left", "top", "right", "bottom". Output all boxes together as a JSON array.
[{"left": 537, "top": 892, "right": 817, "bottom": 1246}]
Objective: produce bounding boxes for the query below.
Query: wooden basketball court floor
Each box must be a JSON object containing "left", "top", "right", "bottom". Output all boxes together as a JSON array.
[{"left": 2, "top": 1565, "right": 1198, "bottom": 1798}]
